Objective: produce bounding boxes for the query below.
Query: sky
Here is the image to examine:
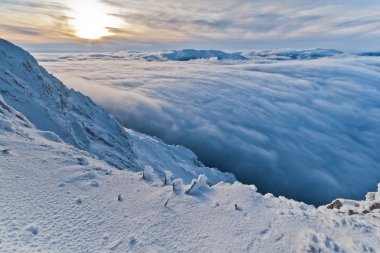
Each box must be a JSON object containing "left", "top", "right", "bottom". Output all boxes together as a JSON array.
[{"left": 1, "top": 0, "right": 380, "bottom": 52}]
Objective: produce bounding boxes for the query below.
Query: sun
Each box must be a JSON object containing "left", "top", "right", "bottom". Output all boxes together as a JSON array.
[{"left": 67, "top": 0, "right": 122, "bottom": 40}]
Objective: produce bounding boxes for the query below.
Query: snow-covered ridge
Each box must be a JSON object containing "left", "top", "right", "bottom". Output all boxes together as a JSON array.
[{"left": 0, "top": 39, "right": 233, "bottom": 184}]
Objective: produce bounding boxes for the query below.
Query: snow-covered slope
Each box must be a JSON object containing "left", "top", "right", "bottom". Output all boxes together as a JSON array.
[
  {"left": 0, "top": 39, "right": 233, "bottom": 184},
  {"left": 0, "top": 95, "right": 379, "bottom": 252},
  {"left": 0, "top": 39, "right": 136, "bottom": 169}
]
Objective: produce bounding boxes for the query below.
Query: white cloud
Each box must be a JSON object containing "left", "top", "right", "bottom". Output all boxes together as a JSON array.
[{"left": 36, "top": 50, "right": 380, "bottom": 205}]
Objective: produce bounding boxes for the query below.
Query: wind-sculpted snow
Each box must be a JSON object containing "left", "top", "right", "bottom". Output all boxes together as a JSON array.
[
  {"left": 0, "top": 39, "right": 233, "bottom": 185},
  {"left": 37, "top": 49, "right": 380, "bottom": 205}
]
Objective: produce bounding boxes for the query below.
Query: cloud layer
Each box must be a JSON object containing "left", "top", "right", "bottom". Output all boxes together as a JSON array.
[{"left": 37, "top": 50, "right": 380, "bottom": 205}]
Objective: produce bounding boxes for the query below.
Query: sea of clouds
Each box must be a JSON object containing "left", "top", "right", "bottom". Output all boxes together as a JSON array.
[{"left": 36, "top": 50, "right": 380, "bottom": 205}]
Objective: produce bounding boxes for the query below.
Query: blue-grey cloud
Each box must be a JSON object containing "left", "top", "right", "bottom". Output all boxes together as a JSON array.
[{"left": 36, "top": 50, "right": 380, "bottom": 205}]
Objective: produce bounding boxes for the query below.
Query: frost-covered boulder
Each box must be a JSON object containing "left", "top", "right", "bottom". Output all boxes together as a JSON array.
[
  {"left": 142, "top": 165, "right": 155, "bottom": 181},
  {"left": 365, "top": 183, "right": 380, "bottom": 201},
  {"left": 366, "top": 192, "right": 376, "bottom": 202},
  {"left": 186, "top": 175, "right": 210, "bottom": 194},
  {"left": 172, "top": 178, "right": 185, "bottom": 193}
]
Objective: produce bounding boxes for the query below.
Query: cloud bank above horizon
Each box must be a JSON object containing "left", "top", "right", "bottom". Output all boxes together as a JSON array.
[
  {"left": 1, "top": 0, "right": 380, "bottom": 51},
  {"left": 37, "top": 50, "right": 380, "bottom": 205}
]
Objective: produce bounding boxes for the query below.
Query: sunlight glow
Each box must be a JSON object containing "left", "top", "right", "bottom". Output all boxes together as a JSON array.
[{"left": 68, "top": 0, "right": 122, "bottom": 40}]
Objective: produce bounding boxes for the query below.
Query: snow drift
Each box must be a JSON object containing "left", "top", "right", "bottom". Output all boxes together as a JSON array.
[{"left": 37, "top": 48, "right": 380, "bottom": 205}]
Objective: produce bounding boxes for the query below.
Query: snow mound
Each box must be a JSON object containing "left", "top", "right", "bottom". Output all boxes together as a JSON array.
[
  {"left": 247, "top": 48, "right": 343, "bottom": 60},
  {"left": 161, "top": 49, "right": 247, "bottom": 61}
]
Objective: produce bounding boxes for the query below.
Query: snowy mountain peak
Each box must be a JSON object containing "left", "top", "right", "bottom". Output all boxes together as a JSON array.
[
  {"left": 0, "top": 39, "right": 137, "bottom": 170},
  {"left": 0, "top": 38, "right": 36, "bottom": 65}
]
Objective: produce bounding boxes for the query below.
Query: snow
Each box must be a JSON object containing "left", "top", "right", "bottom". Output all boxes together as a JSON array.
[
  {"left": 125, "top": 128, "right": 235, "bottom": 185},
  {"left": 0, "top": 117, "right": 379, "bottom": 252},
  {"left": 1, "top": 39, "right": 380, "bottom": 252},
  {"left": 37, "top": 48, "right": 380, "bottom": 205}
]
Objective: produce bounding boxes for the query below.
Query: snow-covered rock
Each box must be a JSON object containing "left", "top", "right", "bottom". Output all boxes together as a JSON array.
[{"left": 321, "top": 183, "right": 380, "bottom": 217}]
